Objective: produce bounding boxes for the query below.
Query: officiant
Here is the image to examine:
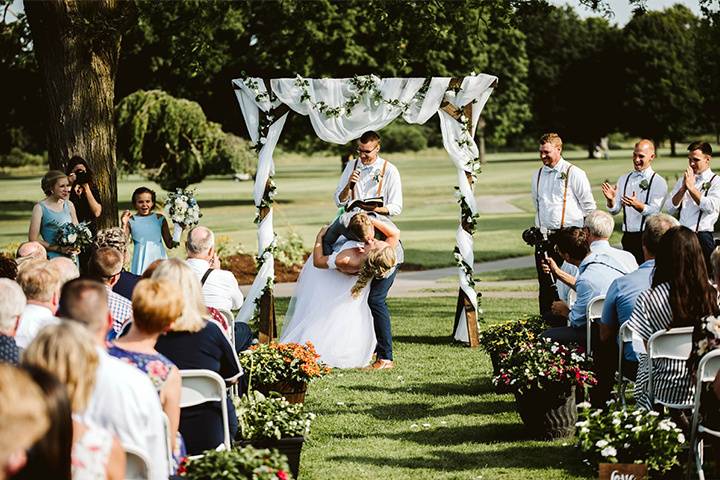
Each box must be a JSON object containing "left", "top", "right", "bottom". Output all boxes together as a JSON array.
[{"left": 334, "top": 130, "right": 403, "bottom": 369}]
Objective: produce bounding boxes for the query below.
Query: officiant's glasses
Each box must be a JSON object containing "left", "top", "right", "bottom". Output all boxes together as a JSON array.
[{"left": 357, "top": 146, "right": 378, "bottom": 156}]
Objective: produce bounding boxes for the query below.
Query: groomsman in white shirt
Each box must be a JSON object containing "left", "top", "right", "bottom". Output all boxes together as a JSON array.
[
  {"left": 665, "top": 141, "right": 720, "bottom": 272},
  {"left": 601, "top": 139, "right": 668, "bottom": 265},
  {"left": 531, "top": 132, "right": 596, "bottom": 315}
]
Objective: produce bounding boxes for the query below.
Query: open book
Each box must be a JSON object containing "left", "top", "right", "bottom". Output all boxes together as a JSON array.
[{"left": 346, "top": 196, "right": 384, "bottom": 212}]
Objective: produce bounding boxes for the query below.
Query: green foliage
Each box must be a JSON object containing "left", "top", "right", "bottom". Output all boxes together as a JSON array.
[
  {"left": 0, "top": 147, "right": 46, "bottom": 168},
  {"left": 182, "top": 446, "right": 292, "bottom": 480},
  {"left": 576, "top": 401, "right": 685, "bottom": 474},
  {"left": 274, "top": 232, "right": 306, "bottom": 268},
  {"left": 115, "top": 89, "right": 255, "bottom": 190},
  {"left": 235, "top": 391, "right": 315, "bottom": 441},
  {"left": 239, "top": 342, "right": 331, "bottom": 386},
  {"left": 477, "top": 315, "right": 544, "bottom": 356},
  {"left": 377, "top": 121, "right": 428, "bottom": 152}
]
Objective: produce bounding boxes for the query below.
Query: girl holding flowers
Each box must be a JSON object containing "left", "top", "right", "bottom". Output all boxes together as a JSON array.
[
  {"left": 28, "top": 170, "right": 79, "bottom": 259},
  {"left": 122, "top": 187, "right": 175, "bottom": 275}
]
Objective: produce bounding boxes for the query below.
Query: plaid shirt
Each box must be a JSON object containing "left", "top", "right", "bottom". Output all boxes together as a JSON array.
[{"left": 106, "top": 286, "right": 132, "bottom": 333}]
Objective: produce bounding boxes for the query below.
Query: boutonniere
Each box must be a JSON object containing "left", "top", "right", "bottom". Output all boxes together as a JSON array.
[
  {"left": 371, "top": 170, "right": 383, "bottom": 183},
  {"left": 559, "top": 171, "right": 568, "bottom": 181},
  {"left": 703, "top": 181, "right": 712, "bottom": 192},
  {"left": 639, "top": 179, "right": 649, "bottom": 191}
]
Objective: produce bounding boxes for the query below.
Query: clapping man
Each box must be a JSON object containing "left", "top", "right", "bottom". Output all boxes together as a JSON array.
[
  {"left": 665, "top": 141, "right": 720, "bottom": 273},
  {"left": 335, "top": 131, "right": 402, "bottom": 369},
  {"left": 601, "top": 139, "right": 668, "bottom": 265}
]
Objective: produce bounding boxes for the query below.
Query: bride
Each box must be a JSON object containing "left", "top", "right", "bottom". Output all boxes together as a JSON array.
[{"left": 279, "top": 213, "right": 399, "bottom": 368}]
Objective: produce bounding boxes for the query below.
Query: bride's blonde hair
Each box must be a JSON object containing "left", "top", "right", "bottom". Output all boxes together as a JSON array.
[{"left": 351, "top": 244, "right": 396, "bottom": 298}]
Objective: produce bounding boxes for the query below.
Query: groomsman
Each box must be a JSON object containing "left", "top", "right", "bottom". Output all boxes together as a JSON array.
[
  {"left": 600, "top": 139, "right": 668, "bottom": 265},
  {"left": 335, "top": 130, "right": 402, "bottom": 370},
  {"left": 531, "top": 132, "right": 596, "bottom": 315},
  {"left": 665, "top": 141, "right": 720, "bottom": 273}
]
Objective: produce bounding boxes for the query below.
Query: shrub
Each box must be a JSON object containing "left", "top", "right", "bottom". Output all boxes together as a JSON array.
[
  {"left": 379, "top": 121, "right": 428, "bottom": 152},
  {"left": 275, "top": 232, "right": 305, "bottom": 268},
  {"left": 181, "top": 445, "right": 292, "bottom": 479},
  {"left": 234, "top": 391, "right": 315, "bottom": 441},
  {"left": 239, "top": 341, "right": 330, "bottom": 386},
  {"left": 0, "top": 148, "right": 46, "bottom": 169},
  {"left": 478, "top": 315, "right": 545, "bottom": 357}
]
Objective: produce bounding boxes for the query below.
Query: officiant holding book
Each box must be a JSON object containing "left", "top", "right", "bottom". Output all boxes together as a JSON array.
[{"left": 334, "top": 130, "right": 403, "bottom": 369}]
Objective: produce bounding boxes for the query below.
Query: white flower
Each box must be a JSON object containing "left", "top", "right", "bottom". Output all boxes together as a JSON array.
[
  {"left": 577, "top": 401, "right": 591, "bottom": 409},
  {"left": 648, "top": 411, "right": 660, "bottom": 417},
  {"left": 698, "top": 338, "right": 710, "bottom": 355},
  {"left": 625, "top": 424, "right": 634, "bottom": 429},
  {"left": 596, "top": 440, "right": 609, "bottom": 448},
  {"left": 632, "top": 426, "right": 642, "bottom": 432},
  {"left": 623, "top": 443, "right": 630, "bottom": 449},
  {"left": 67, "top": 233, "right": 77, "bottom": 243},
  {"left": 422, "top": 423, "right": 431, "bottom": 428},
  {"left": 581, "top": 427, "right": 589, "bottom": 434},
  {"left": 575, "top": 421, "right": 588, "bottom": 427},
  {"left": 678, "top": 433, "right": 686, "bottom": 443},
  {"left": 600, "top": 446, "right": 617, "bottom": 458},
  {"left": 612, "top": 418, "right": 621, "bottom": 426},
  {"left": 706, "top": 315, "right": 720, "bottom": 337}
]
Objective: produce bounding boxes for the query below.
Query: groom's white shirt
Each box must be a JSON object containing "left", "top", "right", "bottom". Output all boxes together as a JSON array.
[{"left": 334, "top": 156, "right": 403, "bottom": 216}]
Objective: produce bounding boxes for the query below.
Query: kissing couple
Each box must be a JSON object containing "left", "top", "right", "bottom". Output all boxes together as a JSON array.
[{"left": 279, "top": 210, "right": 403, "bottom": 369}]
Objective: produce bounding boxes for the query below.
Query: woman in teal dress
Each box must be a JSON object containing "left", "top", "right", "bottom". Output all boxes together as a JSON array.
[
  {"left": 28, "top": 170, "right": 79, "bottom": 260},
  {"left": 121, "top": 187, "right": 175, "bottom": 275}
]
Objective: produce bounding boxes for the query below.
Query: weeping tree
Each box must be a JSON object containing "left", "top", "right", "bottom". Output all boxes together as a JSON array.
[
  {"left": 24, "top": 0, "right": 137, "bottom": 229},
  {"left": 115, "top": 89, "right": 255, "bottom": 191}
]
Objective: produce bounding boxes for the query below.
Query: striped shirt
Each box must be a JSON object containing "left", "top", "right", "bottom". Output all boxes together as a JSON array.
[{"left": 627, "top": 283, "right": 694, "bottom": 409}]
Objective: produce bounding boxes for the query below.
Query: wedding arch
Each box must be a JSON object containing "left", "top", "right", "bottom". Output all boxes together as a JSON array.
[{"left": 231, "top": 74, "right": 498, "bottom": 346}]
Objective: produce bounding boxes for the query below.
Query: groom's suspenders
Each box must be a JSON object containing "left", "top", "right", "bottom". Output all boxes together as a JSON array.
[{"left": 350, "top": 159, "right": 388, "bottom": 200}]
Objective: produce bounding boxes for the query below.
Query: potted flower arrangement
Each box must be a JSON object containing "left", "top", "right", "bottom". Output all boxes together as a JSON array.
[
  {"left": 239, "top": 341, "right": 330, "bottom": 403},
  {"left": 233, "top": 391, "right": 315, "bottom": 479},
  {"left": 576, "top": 400, "right": 685, "bottom": 478},
  {"left": 494, "top": 338, "right": 596, "bottom": 439},
  {"left": 478, "top": 315, "right": 545, "bottom": 375},
  {"left": 180, "top": 445, "right": 292, "bottom": 479}
]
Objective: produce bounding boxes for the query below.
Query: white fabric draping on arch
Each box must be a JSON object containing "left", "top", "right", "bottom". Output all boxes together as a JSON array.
[{"left": 232, "top": 75, "right": 497, "bottom": 339}]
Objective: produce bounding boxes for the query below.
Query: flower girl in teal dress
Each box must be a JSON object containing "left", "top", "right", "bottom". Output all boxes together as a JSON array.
[{"left": 121, "top": 187, "right": 175, "bottom": 275}]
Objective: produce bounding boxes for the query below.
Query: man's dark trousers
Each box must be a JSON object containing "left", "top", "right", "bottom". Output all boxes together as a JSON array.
[{"left": 369, "top": 269, "right": 397, "bottom": 361}]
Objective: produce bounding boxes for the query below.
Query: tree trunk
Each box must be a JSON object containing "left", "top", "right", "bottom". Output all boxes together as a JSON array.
[
  {"left": 25, "top": 0, "right": 136, "bottom": 230},
  {"left": 587, "top": 143, "right": 595, "bottom": 159},
  {"left": 670, "top": 138, "right": 677, "bottom": 157}
]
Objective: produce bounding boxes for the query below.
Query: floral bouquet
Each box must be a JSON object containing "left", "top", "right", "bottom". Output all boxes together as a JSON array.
[
  {"left": 576, "top": 400, "right": 685, "bottom": 474},
  {"left": 493, "top": 338, "right": 596, "bottom": 394},
  {"left": 234, "top": 391, "right": 315, "bottom": 441},
  {"left": 478, "top": 315, "right": 546, "bottom": 357},
  {"left": 239, "top": 341, "right": 331, "bottom": 386},
  {"left": 165, "top": 188, "right": 202, "bottom": 243},
  {"left": 54, "top": 221, "right": 93, "bottom": 258},
  {"left": 180, "top": 445, "right": 292, "bottom": 479}
]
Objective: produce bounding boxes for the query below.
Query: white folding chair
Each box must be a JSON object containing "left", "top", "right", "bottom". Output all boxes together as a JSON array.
[
  {"left": 180, "top": 369, "right": 231, "bottom": 451},
  {"left": 585, "top": 295, "right": 605, "bottom": 358},
  {"left": 616, "top": 322, "right": 635, "bottom": 407},
  {"left": 688, "top": 350, "right": 720, "bottom": 480},
  {"left": 124, "top": 444, "right": 151, "bottom": 480},
  {"left": 567, "top": 289, "right": 577, "bottom": 309},
  {"left": 647, "top": 326, "right": 694, "bottom": 409},
  {"left": 161, "top": 412, "right": 173, "bottom": 474}
]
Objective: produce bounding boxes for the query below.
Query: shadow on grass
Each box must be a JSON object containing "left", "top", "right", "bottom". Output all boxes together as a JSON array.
[
  {"left": 0, "top": 201, "right": 36, "bottom": 221},
  {"left": 393, "top": 334, "right": 451, "bottom": 346},
  {"left": 383, "top": 421, "right": 529, "bottom": 445},
  {"left": 335, "top": 378, "right": 498, "bottom": 400},
  {"left": 329, "top": 444, "right": 588, "bottom": 476}
]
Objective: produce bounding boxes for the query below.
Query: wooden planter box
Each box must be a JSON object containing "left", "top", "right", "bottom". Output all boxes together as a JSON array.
[
  {"left": 255, "top": 380, "right": 308, "bottom": 404},
  {"left": 236, "top": 436, "right": 304, "bottom": 479}
]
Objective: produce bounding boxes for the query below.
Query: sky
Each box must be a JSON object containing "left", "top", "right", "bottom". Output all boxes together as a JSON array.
[{"left": 551, "top": 0, "right": 704, "bottom": 25}]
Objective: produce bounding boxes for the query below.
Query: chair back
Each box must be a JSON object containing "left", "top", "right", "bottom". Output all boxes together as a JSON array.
[
  {"left": 647, "top": 326, "right": 693, "bottom": 407},
  {"left": 161, "top": 412, "right": 173, "bottom": 474},
  {"left": 616, "top": 322, "right": 635, "bottom": 406},
  {"left": 124, "top": 445, "right": 151, "bottom": 480},
  {"left": 585, "top": 295, "right": 605, "bottom": 357},
  {"left": 180, "top": 369, "right": 231, "bottom": 450},
  {"left": 688, "top": 349, "right": 720, "bottom": 480}
]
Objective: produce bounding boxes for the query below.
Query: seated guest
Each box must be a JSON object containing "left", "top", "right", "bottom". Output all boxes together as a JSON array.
[
  {"left": 594, "top": 214, "right": 679, "bottom": 406},
  {"left": 153, "top": 258, "right": 242, "bottom": 456},
  {"left": 141, "top": 258, "right": 163, "bottom": 279},
  {"left": 0, "top": 364, "right": 49, "bottom": 480},
  {"left": 549, "top": 210, "right": 638, "bottom": 292},
  {"left": 61, "top": 279, "right": 169, "bottom": 479},
  {"left": 109, "top": 279, "right": 185, "bottom": 472},
  {"left": 95, "top": 227, "right": 140, "bottom": 300},
  {"left": 627, "top": 226, "right": 719, "bottom": 410},
  {"left": 23, "top": 322, "right": 125, "bottom": 479},
  {"left": 88, "top": 247, "right": 132, "bottom": 336},
  {"left": 15, "top": 260, "right": 61, "bottom": 348},
  {"left": 0, "top": 255, "right": 17, "bottom": 280},
  {"left": 15, "top": 241, "right": 47, "bottom": 271},
  {"left": 0, "top": 279, "right": 25, "bottom": 364},
  {"left": 542, "top": 227, "right": 625, "bottom": 347},
  {"left": 185, "top": 226, "right": 244, "bottom": 312},
  {"left": 49, "top": 256, "right": 80, "bottom": 285}
]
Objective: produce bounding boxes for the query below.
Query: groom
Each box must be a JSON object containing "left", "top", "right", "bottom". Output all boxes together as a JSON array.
[{"left": 334, "top": 130, "right": 403, "bottom": 370}]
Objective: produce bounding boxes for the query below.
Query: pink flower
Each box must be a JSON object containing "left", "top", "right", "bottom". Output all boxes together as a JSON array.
[
  {"left": 147, "top": 360, "right": 169, "bottom": 378},
  {"left": 277, "top": 470, "right": 288, "bottom": 480}
]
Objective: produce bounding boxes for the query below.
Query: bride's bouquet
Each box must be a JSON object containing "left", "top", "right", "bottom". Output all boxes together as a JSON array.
[
  {"left": 54, "top": 221, "right": 93, "bottom": 258},
  {"left": 165, "top": 188, "right": 202, "bottom": 243}
]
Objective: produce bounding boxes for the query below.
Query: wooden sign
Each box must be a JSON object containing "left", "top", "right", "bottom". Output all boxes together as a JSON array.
[{"left": 599, "top": 463, "right": 647, "bottom": 480}]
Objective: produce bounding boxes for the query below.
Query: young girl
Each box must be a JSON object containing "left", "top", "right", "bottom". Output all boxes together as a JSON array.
[
  {"left": 28, "top": 170, "right": 79, "bottom": 259},
  {"left": 122, "top": 187, "right": 175, "bottom": 275}
]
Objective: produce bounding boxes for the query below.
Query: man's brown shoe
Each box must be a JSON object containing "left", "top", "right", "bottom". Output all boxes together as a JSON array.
[{"left": 370, "top": 359, "right": 394, "bottom": 370}]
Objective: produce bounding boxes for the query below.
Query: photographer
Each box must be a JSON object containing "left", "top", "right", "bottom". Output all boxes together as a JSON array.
[
  {"left": 530, "top": 133, "right": 595, "bottom": 314},
  {"left": 66, "top": 156, "right": 102, "bottom": 273}
]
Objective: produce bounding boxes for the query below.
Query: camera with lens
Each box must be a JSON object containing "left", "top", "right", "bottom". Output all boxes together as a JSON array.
[
  {"left": 73, "top": 171, "right": 90, "bottom": 185},
  {"left": 521, "top": 226, "right": 545, "bottom": 247},
  {"left": 522, "top": 227, "right": 559, "bottom": 302}
]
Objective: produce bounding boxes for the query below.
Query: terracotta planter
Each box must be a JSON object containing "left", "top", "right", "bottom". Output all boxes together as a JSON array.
[
  {"left": 255, "top": 380, "right": 307, "bottom": 404},
  {"left": 235, "top": 436, "right": 304, "bottom": 479},
  {"left": 514, "top": 384, "right": 576, "bottom": 439}
]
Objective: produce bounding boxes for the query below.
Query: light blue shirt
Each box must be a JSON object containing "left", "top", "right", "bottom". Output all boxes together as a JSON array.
[
  {"left": 569, "top": 252, "right": 626, "bottom": 328},
  {"left": 589, "top": 240, "right": 638, "bottom": 274},
  {"left": 600, "top": 259, "right": 654, "bottom": 362}
]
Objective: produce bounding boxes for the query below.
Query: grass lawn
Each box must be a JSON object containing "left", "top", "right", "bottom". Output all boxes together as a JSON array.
[
  {"left": 282, "top": 296, "right": 593, "bottom": 480},
  {"left": 0, "top": 146, "right": 685, "bottom": 267}
]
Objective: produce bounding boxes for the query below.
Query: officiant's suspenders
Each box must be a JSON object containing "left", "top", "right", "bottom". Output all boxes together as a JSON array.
[
  {"left": 350, "top": 159, "right": 388, "bottom": 200},
  {"left": 535, "top": 164, "right": 573, "bottom": 230},
  {"left": 695, "top": 174, "right": 717, "bottom": 232},
  {"left": 621, "top": 172, "right": 656, "bottom": 233}
]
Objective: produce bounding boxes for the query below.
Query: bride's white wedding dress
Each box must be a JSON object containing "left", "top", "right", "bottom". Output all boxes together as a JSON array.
[{"left": 279, "top": 240, "right": 376, "bottom": 368}]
